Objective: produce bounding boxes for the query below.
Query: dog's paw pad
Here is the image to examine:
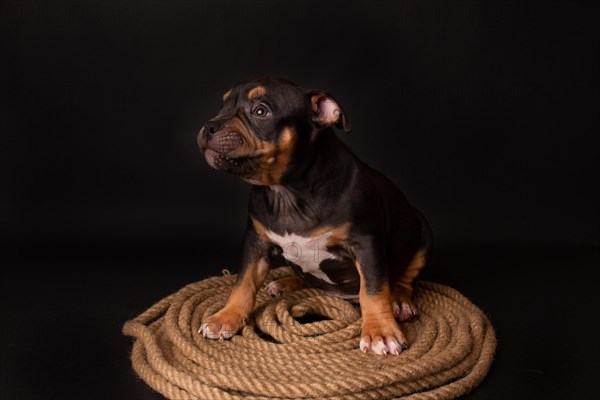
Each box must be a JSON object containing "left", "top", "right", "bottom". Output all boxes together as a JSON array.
[
  {"left": 265, "top": 277, "right": 306, "bottom": 298},
  {"left": 359, "top": 334, "right": 409, "bottom": 356},
  {"left": 199, "top": 309, "right": 248, "bottom": 340}
]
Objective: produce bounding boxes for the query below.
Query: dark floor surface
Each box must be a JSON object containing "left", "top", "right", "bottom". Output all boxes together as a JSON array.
[{"left": 1, "top": 241, "right": 598, "bottom": 399}]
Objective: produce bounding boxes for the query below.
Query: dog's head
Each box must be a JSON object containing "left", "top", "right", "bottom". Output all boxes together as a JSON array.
[{"left": 197, "top": 76, "right": 350, "bottom": 185}]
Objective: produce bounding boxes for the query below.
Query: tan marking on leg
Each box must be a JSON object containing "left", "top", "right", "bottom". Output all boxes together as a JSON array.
[
  {"left": 228, "top": 257, "right": 270, "bottom": 310},
  {"left": 247, "top": 86, "right": 266, "bottom": 100},
  {"left": 266, "top": 275, "right": 308, "bottom": 297},
  {"left": 392, "top": 249, "right": 426, "bottom": 299},
  {"left": 356, "top": 261, "right": 408, "bottom": 355},
  {"left": 250, "top": 217, "right": 271, "bottom": 243},
  {"left": 391, "top": 249, "right": 427, "bottom": 321},
  {"left": 200, "top": 258, "right": 270, "bottom": 339}
]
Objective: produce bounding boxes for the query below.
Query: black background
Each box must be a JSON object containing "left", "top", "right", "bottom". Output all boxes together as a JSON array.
[{"left": 2, "top": 1, "right": 599, "bottom": 399}]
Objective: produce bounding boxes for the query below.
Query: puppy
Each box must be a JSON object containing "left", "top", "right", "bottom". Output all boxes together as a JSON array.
[{"left": 197, "top": 77, "right": 432, "bottom": 355}]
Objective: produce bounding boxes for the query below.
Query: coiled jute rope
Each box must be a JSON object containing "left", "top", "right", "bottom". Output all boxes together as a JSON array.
[{"left": 123, "top": 267, "right": 496, "bottom": 399}]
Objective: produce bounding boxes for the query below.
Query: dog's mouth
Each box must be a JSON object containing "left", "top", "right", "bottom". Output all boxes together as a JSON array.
[
  {"left": 204, "top": 148, "right": 252, "bottom": 169},
  {"left": 199, "top": 131, "right": 246, "bottom": 169}
]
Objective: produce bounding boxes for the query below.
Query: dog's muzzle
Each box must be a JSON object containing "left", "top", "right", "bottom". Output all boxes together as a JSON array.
[{"left": 198, "top": 128, "right": 244, "bottom": 169}]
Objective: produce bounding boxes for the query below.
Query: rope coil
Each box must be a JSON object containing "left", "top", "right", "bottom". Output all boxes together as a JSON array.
[{"left": 123, "top": 267, "right": 496, "bottom": 399}]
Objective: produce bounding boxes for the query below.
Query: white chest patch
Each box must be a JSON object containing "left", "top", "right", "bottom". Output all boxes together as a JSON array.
[{"left": 266, "top": 230, "right": 337, "bottom": 284}]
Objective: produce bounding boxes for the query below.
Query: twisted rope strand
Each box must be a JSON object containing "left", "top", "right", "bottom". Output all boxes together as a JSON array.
[{"left": 123, "top": 267, "right": 496, "bottom": 400}]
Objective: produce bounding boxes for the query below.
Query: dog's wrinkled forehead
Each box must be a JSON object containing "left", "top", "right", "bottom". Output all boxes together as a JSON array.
[{"left": 222, "top": 77, "right": 305, "bottom": 113}]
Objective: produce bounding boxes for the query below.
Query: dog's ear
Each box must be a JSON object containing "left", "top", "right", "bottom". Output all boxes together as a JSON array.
[{"left": 308, "top": 91, "right": 352, "bottom": 133}]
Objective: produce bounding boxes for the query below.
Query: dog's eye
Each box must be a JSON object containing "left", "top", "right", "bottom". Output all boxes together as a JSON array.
[{"left": 252, "top": 104, "right": 271, "bottom": 118}]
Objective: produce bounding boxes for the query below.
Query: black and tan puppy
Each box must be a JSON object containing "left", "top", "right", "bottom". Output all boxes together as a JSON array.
[{"left": 197, "top": 77, "right": 432, "bottom": 355}]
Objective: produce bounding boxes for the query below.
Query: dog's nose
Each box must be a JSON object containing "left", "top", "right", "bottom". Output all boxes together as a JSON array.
[{"left": 203, "top": 120, "right": 223, "bottom": 140}]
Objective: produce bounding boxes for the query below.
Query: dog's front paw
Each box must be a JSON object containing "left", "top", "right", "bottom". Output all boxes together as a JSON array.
[
  {"left": 393, "top": 300, "right": 418, "bottom": 322},
  {"left": 359, "top": 318, "right": 409, "bottom": 356},
  {"left": 265, "top": 276, "right": 307, "bottom": 297},
  {"left": 199, "top": 308, "right": 249, "bottom": 340}
]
